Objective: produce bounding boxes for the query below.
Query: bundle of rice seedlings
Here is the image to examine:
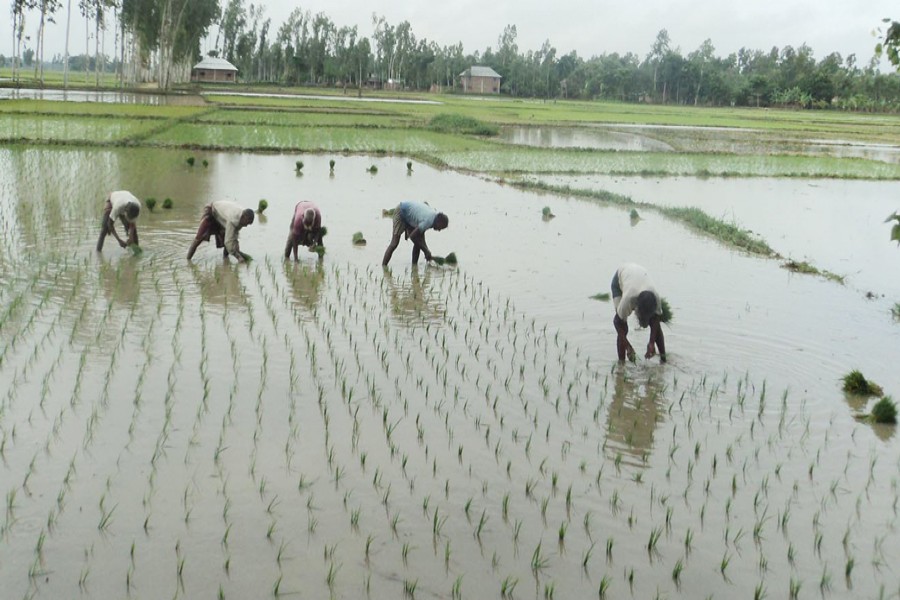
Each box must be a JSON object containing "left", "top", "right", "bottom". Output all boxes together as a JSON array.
[
  {"left": 842, "top": 370, "right": 883, "bottom": 396},
  {"left": 542, "top": 206, "right": 555, "bottom": 219},
  {"left": 257, "top": 199, "right": 268, "bottom": 214},
  {"left": 130, "top": 245, "right": 143, "bottom": 256},
  {"left": 382, "top": 208, "right": 396, "bottom": 218},
  {"left": 162, "top": 198, "right": 173, "bottom": 209},
  {"left": 145, "top": 197, "right": 157, "bottom": 212},
  {"left": 871, "top": 397, "right": 897, "bottom": 424},
  {"left": 312, "top": 245, "right": 326, "bottom": 258},
  {"left": 589, "top": 292, "right": 611, "bottom": 301},
  {"left": 660, "top": 298, "right": 673, "bottom": 324},
  {"left": 352, "top": 232, "right": 367, "bottom": 246}
]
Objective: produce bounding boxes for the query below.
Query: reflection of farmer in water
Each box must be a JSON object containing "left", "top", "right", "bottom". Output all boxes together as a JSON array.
[
  {"left": 285, "top": 260, "right": 325, "bottom": 314},
  {"left": 386, "top": 268, "right": 444, "bottom": 325},
  {"left": 96, "top": 190, "right": 141, "bottom": 252},
  {"left": 612, "top": 263, "right": 666, "bottom": 363},
  {"left": 284, "top": 201, "right": 324, "bottom": 260},
  {"left": 382, "top": 201, "right": 449, "bottom": 266},
  {"left": 187, "top": 200, "right": 255, "bottom": 262}
]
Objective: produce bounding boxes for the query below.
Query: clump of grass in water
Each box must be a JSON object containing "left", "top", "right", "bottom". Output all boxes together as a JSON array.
[
  {"left": 144, "top": 197, "right": 156, "bottom": 212},
  {"left": 427, "top": 113, "right": 498, "bottom": 136},
  {"left": 842, "top": 370, "right": 883, "bottom": 396},
  {"left": 864, "top": 397, "right": 898, "bottom": 424},
  {"left": 542, "top": 206, "right": 555, "bottom": 220},
  {"left": 186, "top": 156, "right": 195, "bottom": 167},
  {"left": 782, "top": 259, "right": 844, "bottom": 284},
  {"left": 352, "top": 232, "right": 367, "bottom": 246},
  {"left": 162, "top": 198, "right": 173, "bottom": 209},
  {"left": 257, "top": 199, "right": 268, "bottom": 214}
]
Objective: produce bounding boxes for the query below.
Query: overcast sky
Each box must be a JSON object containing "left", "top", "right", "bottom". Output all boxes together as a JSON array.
[{"left": 2, "top": 0, "right": 897, "bottom": 70}]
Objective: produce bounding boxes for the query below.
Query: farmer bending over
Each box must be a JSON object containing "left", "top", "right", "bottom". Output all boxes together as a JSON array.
[
  {"left": 382, "top": 201, "right": 449, "bottom": 266},
  {"left": 97, "top": 190, "right": 141, "bottom": 251},
  {"left": 187, "top": 200, "right": 255, "bottom": 262},
  {"left": 285, "top": 201, "right": 324, "bottom": 260},
  {"left": 612, "top": 263, "right": 666, "bottom": 363}
]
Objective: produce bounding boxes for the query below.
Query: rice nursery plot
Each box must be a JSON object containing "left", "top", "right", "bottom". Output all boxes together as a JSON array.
[
  {"left": 145, "top": 123, "right": 492, "bottom": 153},
  {"left": 1, "top": 148, "right": 898, "bottom": 599},
  {"left": 194, "top": 108, "right": 418, "bottom": 129},
  {"left": 437, "top": 147, "right": 900, "bottom": 179},
  {"left": 0, "top": 114, "right": 161, "bottom": 144}
]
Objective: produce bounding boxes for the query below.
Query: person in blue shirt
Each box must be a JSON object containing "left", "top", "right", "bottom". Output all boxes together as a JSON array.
[{"left": 382, "top": 201, "right": 449, "bottom": 266}]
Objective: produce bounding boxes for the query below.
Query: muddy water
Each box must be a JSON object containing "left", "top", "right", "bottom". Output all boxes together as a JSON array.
[
  {"left": 0, "top": 148, "right": 898, "bottom": 599},
  {"left": 501, "top": 124, "right": 900, "bottom": 164}
]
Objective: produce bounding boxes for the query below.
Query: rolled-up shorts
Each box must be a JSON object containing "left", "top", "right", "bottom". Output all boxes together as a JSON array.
[
  {"left": 611, "top": 271, "right": 623, "bottom": 313},
  {"left": 197, "top": 204, "right": 226, "bottom": 248},
  {"left": 392, "top": 205, "right": 413, "bottom": 239}
]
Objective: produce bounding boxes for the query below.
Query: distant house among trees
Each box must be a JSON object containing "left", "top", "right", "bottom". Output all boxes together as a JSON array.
[
  {"left": 191, "top": 57, "right": 238, "bottom": 83},
  {"left": 459, "top": 66, "right": 502, "bottom": 94}
]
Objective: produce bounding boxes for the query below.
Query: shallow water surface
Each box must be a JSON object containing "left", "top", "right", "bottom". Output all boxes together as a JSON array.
[
  {"left": 0, "top": 149, "right": 898, "bottom": 599},
  {"left": 0, "top": 87, "right": 205, "bottom": 105},
  {"left": 498, "top": 125, "right": 674, "bottom": 151}
]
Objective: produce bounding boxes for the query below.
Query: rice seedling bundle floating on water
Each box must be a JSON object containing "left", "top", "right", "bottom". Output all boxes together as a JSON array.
[
  {"left": 542, "top": 206, "right": 555, "bottom": 219},
  {"left": 257, "top": 199, "right": 268, "bottom": 214},
  {"left": 352, "top": 232, "right": 367, "bottom": 246},
  {"left": 312, "top": 245, "right": 326, "bottom": 258},
  {"left": 589, "top": 292, "right": 611, "bottom": 301},
  {"left": 842, "top": 370, "right": 883, "bottom": 396},
  {"left": 144, "top": 197, "right": 157, "bottom": 212},
  {"left": 295, "top": 160, "right": 304, "bottom": 172},
  {"left": 202, "top": 159, "right": 209, "bottom": 167},
  {"left": 186, "top": 156, "right": 195, "bottom": 167},
  {"left": 368, "top": 165, "right": 378, "bottom": 174},
  {"left": 630, "top": 208, "right": 640, "bottom": 221},
  {"left": 382, "top": 208, "right": 396, "bottom": 218},
  {"left": 239, "top": 251, "right": 253, "bottom": 261},
  {"left": 870, "top": 397, "right": 897, "bottom": 424},
  {"left": 329, "top": 159, "right": 335, "bottom": 172},
  {"left": 162, "top": 198, "right": 173, "bottom": 209},
  {"left": 432, "top": 252, "right": 457, "bottom": 266},
  {"left": 129, "top": 245, "right": 143, "bottom": 256}
]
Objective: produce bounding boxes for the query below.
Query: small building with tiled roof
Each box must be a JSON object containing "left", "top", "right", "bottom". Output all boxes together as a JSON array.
[
  {"left": 191, "top": 57, "right": 238, "bottom": 83},
  {"left": 459, "top": 66, "right": 502, "bottom": 94}
]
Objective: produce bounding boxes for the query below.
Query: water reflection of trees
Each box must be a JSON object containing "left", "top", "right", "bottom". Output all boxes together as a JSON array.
[
  {"left": 604, "top": 367, "right": 667, "bottom": 466},
  {"left": 386, "top": 267, "right": 445, "bottom": 327}
]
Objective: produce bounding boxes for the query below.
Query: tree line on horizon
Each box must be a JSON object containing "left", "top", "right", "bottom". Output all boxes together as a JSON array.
[{"left": 7, "top": 0, "right": 900, "bottom": 111}]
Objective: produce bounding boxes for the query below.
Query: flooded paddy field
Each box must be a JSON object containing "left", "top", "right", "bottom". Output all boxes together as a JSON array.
[{"left": 1, "top": 149, "right": 899, "bottom": 599}]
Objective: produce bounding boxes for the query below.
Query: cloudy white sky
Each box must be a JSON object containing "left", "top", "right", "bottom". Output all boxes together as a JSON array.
[{"left": 2, "top": 0, "right": 897, "bottom": 69}]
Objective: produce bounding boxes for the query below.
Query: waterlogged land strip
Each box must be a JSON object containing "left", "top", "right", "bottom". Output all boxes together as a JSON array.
[{"left": 440, "top": 147, "right": 900, "bottom": 180}]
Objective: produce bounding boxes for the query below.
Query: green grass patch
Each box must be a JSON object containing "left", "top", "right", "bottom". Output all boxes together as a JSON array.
[
  {"left": 781, "top": 259, "right": 845, "bottom": 284},
  {"left": 427, "top": 113, "right": 499, "bottom": 136},
  {"left": 0, "top": 114, "right": 160, "bottom": 144},
  {"left": 842, "top": 370, "right": 883, "bottom": 396}
]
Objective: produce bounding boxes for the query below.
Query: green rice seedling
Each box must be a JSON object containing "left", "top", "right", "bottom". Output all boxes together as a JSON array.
[
  {"left": 598, "top": 575, "right": 612, "bottom": 598},
  {"left": 257, "top": 199, "right": 268, "bottom": 214},
  {"left": 672, "top": 558, "right": 684, "bottom": 585},
  {"left": 892, "top": 302, "right": 900, "bottom": 319},
  {"left": 842, "top": 370, "right": 883, "bottom": 396},
  {"left": 145, "top": 197, "right": 157, "bottom": 212},
  {"left": 531, "top": 542, "right": 549, "bottom": 572},
  {"left": 404, "top": 579, "right": 418, "bottom": 597},
  {"left": 647, "top": 527, "right": 662, "bottom": 554},
  {"left": 311, "top": 245, "right": 326, "bottom": 258},
  {"left": 352, "top": 232, "right": 367, "bottom": 246},
  {"left": 368, "top": 165, "right": 378, "bottom": 174},
  {"left": 754, "top": 582, "right": 766, "bottom": 600},
  {"left": 407, "top": 160, "right": 413, "bottom": 172},
  {"left": 202, "top": 159, "right": 209, "bottom": 167},
  {"left": 329, "top": 159, "right": 335, "bottom": 173},
  {"left": 885, "top": 211, "right": 900, "bottom": 244},
  {"left": 868, "top": 397, "right": 897, "bottom": 424},
  {"left": 162, "top": 198, "right": 173, "bottom": 209},
  {"left": 186, "top": 156, "right": 195, "bottom": 166},
  {"left": 451, "top": 575, "right": 463, "bottom": 599},
  {"left": 500, "top": 576, "right": 518, "bottom": 598},
  {"left": 589, "top": 292, "right": 611, "bottom": 301},
  {"left": 295, "top": 160, "right": 304, "bottom": 172},
  {"left": 659, "top": 298, "right": 673, "bottom": 324},
  {"left": 542, "top": 206, "right": 556, "bottom": 220},
  {"left": 630, "top": 208, "right": 640, "bottom": 221},
  {"left": 382, "top": 207, "right": 396, "bottom": 217},
  {"left": 273, "top": 574, "right": 283, "bottom": 596},
  {"left": 558, "top": 521, "right": 568, "bottom": 544},
  {"left": 720, "top": 552, "right": 731, "bottom": 579},
  {"left": 789, "top": 578, "right": 801, "bottom": 600}
]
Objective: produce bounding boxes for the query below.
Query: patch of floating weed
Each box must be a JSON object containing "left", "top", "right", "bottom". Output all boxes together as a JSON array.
[
  {"left": 428, "top": 113, "right": 498, "bottom": 136},
  {"left": 842, "top": 370, "right": 883, "bottom": 396},
  {"left": 781, "top": 259, "right": 844, "bottom": 283}
]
